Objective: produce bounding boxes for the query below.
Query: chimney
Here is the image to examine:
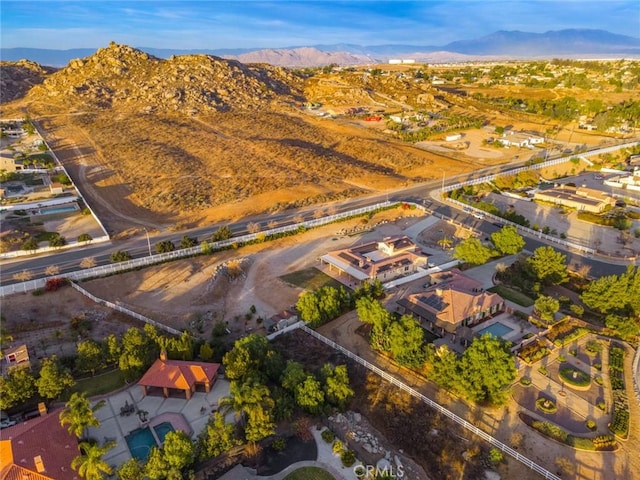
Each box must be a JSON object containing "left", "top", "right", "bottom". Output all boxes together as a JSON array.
[{"left": 160, "top": 350, "right": 167, "bottom": 361}]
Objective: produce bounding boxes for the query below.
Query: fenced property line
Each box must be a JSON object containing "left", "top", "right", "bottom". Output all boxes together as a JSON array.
[
  {"left": 296, "top": 324, "right": 561, "bottom": 480},
  {"left": 0, "top": 202, "right": 392, "bottom": 297},
  {"left": 446, "top": 197, "right": 596, "bottom": 255},
  {"left": 0, "top": 235, "right": 110, "bottom": 259},
  {"left": 69, "top": 281, "right": 181, "bottom": 335}
]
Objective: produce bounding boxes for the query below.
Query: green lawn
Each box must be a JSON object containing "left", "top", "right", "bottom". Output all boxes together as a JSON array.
[
  {"left": 284, "top": 467, "right": 335, "bottom": 480},
  {"left": 488, "top": 285, "right": 535, "bottom": 307},
  {"left": 70, "top": 369, "right": 127, "bottom": 397},
  {"left": 280, "top": 267, "right": 344, "bottom": 291}
]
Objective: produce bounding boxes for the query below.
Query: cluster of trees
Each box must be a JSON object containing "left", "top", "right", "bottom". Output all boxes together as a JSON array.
[
  {"left": 355, "top": 298, "right": 516, "bottom": 405},
  {"left": 218, "top": 334, "right": 354, "bottom": 448},
  {"left": 580, "top": 265, "right": 640, "bottom": 340},
  {"left": 0, "top": 325, "right": 201, "bottom": 411},
  {"left": 453, "top": 226, "right": 525, "bottom": 265},
  {"left": 296, "top": 280, "right": 384, "bottom": 328}
]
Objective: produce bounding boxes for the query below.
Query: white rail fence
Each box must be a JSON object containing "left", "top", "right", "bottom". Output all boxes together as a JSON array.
[
  {"left": 0, "top": 235, "right": 111, "bottom": 259},
  {"left": 446, "top": 197, "right": 595, "bottom": 255},
  {"left": 0, "top": 202, "right": 392, "bottom": 297},
  {"left": 69, "top": 282, "right": 181, "bottom": 335},
  {"left": 296, "top": 324, "right": 561, "bottom": 480}
]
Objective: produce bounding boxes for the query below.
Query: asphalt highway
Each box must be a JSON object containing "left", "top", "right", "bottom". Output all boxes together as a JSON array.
[{"left": 2, "top": 140, "right": 637, "bottom": 285}]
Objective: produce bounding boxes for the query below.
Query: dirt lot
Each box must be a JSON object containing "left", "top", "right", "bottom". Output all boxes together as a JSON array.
[{"left": 1, "top": 207, "right": 426, "bottom": 344}]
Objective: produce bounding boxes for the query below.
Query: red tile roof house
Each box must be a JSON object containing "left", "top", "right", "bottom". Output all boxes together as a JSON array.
[
  {"left": 138, "top": 351, "right": 220, "bottom": 400},
  {"left": 0, "top": 409, "right": 80, "bottom": 480},
  {"left": 320, "top": 235, "right": 429, "bottom": 286},
  {"left": 397, "top": 268, "right": 505, "bottom": 339}
]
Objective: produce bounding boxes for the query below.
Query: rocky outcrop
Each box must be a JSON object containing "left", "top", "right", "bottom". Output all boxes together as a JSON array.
[
  {"left": 27, "top": 42, "right": 304, "bottom": 113},
  {"left": 0, "top": 59, "right": 56, "bottom": 103}
]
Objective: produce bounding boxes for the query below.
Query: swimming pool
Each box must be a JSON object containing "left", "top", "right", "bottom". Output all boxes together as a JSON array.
[
  {"left": 39, "top": 205, "right": 78, "bottom": 215},
  {"left": 125, "top": 427, "right": 156, "bottom": 461},
  {"left": 477, "top": 321, "right": 514, "bottom": 338},
  {"left": 153, "top": 422, "right": 175, "bottom": 444}
]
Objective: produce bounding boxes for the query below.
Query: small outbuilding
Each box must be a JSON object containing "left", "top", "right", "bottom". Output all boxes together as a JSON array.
[{"left": 138, "top": 351, "right": 220, "bottom": 400}]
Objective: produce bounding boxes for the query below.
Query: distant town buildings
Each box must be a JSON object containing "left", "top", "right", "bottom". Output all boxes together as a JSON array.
[
  {"left": 388, "top": 59, "right": 416, "bottom": 64},
  {"left": 320, "top": 235, "right": 428, "bottom": 285}
]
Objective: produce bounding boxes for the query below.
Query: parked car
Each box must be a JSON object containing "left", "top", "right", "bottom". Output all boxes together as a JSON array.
[
  {"left": 593, "top": 174, "right": 604, "bottom": 180},
  {"left": 0, "top": 419, "right": 17, "bottom": 429}
]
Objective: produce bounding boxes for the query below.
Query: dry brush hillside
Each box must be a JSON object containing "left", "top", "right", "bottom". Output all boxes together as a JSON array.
[{"left": 4, "top": 43, "right": 474, "bottom": 231}]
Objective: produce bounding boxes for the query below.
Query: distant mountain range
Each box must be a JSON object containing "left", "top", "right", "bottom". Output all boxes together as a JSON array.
[{"left": 2, "top": 29, "right": 639, "bottom": 67}]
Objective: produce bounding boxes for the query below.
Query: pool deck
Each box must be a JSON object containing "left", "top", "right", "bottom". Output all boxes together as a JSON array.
[{"left": 87, "top": 377, "right": 230, "bottom": 469}]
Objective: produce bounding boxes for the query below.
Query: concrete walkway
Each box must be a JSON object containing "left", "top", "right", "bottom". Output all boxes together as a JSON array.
[
  {"left": 217, "top": 427, "right": 359, "bottom": 480},
  {"left": 88, "top": 379, "right": 230, "bottom": 469}
]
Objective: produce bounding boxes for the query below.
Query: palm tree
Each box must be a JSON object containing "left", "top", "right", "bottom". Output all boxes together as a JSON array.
[
  {"left": 219, "top": 379, "right": 274, "bottom": 426},
  {"left": 72, "top": 441, "right": 115, "bottom": 480},
  {"left": 60, "top": 392, "right": 105, "bottom": 439}
]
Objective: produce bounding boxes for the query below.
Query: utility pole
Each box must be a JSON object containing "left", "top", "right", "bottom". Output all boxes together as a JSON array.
[
  {"left": 143, "top": 227, "right": 152, "bottom": 257},
  {"left": 441, "top": 170, "right": 446, "bottom": 200}
]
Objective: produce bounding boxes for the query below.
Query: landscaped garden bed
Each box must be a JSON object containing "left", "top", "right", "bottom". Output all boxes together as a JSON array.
[
  {"left": 487, "top": 285, "right": 535, "bottom": 307},
  {"left": 536, "top": 397, "right": 558, "bottom": 414},
  {"left": 608, "top": 345, "right": 629, "bottom": 438},
  {"left": 519, "top": 412, "right": 617, "bottom": 451},
  {"left": 559, "top": 365, "right": 591, "bottom": 388},
  {"left": 517, "top": 339, "right": 550, "bottom": 364},
  {"left": 546, "top": 320, "right": 590, "bottom": 347}
]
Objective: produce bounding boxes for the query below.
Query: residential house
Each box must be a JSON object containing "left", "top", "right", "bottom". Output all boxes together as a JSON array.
[
  {"left": 497, "top": 132, "right": 544, "bottom": 148},
  {"left": 138, "top": 351, "right": 220, "bottom": 400},
  {"left": 0, "top": 408, "right": 80, "bottom": 480},
  {"left": 320, "top": 235, "right": 428, "bottom": 286},
  {"left": 264, "top": 309, "right": 299, "bottom": 333},
  {"left": 533, "top": 185, "right": 615, "bottom": 213},
  {"left": 397, "top": 269, "right": 505, "bottom": 336}
]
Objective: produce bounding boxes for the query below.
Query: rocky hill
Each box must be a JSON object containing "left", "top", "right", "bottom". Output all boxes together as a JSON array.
[
  {"left": 27, "top": 42, "right": 304, "bottom": 113},
  {"left": 0, "top": 59, "right": 56, "bottom": 103}
]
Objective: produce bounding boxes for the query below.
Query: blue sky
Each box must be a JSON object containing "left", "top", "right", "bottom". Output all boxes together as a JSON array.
[{"left": 1, "top": 1, "right": 638, "bottom": 50}]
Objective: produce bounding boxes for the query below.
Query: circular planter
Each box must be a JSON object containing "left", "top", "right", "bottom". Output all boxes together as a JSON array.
[
  {"left": 559, "top": 367, "right": 591, "bottom": 389},
  {"left": 536, "top": 397, "right": 558, "bottom": 414}
]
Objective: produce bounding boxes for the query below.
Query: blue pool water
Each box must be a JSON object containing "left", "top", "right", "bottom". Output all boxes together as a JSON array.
[
  {"left": 125, "top": 427, "right": 156, "bottom": 461},
  {"left": 153, "top": 422, "right": 175, "bottom": 444},
  {"left": 39, "top": 205, "right": 78, "bottom": 215},
  {"left": 477, "top": 322, "right": 514, "bottom": 338}
]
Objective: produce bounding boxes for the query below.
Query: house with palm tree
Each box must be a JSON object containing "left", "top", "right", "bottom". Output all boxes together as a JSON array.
[{"left": 0, "top": 408, "right": 80, "bottom": 480}]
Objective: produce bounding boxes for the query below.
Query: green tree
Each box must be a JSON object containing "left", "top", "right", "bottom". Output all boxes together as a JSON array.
[
  {"left": 281, "top": 360, "right": 307, "bottom": 392},
  {"left": 110, "top": 250, "right": 132, "bottom": 263},
  {"left": 144, "top": 447, "right": 169, "bottom": 480},
  {"left": 155, "top": 240, "right": 175, "bottom": 254},
  {"left": 198, "top": 342, "right": 214, "bottom": 361},
  {"left": 457, "top": 335, "right": 516, "bottom": 405},
  {"left": 76, "top": 339, "right": 104, "bottom": 376},
  {"left": 296, "top": 291, "right": 322, "bottom": 326},
  {"left": 22, "top": 237, "right": 39, "bottom": 251},
  {"left": 116, "top": 458, "right": 144, "bottom": 480},
  {"left": 605, "top": 314, "right": 639, "bottom": 340},
  {"left": 527, "top": 246, "right": 568, "bottom": 284},
  {"left": 222, "top": 334, "right": 273, "bottom": 383},
  {"left": 454, "top": 237, "right": 493, "bottom": 265},
  {"left": 180, "top": 235, "right": 198, "bottom": 249},
  {"left": 534, "top": 295, "right": 560, "bottom": 322},
  {"left": 163, "top": 430, "right": 195, "bottom": 471},
  {"left": 432, "top": 345, "right": 460, "bottom": 390},
  {"left": 77, "top": 233, "right": 93, "bottom": 243},
  {"left": 295, "top": 375, "right": 325, "bottom": 414},
  {"left": 321, "top": 364, "right": 354, "bottom": 408},
  {"left": 581, "top": 265, "right": 640, "bottom": 316},
  {"left": 355, "top": 297, "right": 392, "bottom": 352},
  {"left": 119, "top": 327, "right": 155, "bottom": 381},
  {"left": 59, "top": 392, "right": 105, "bottom": 439},
  {"left": 37, "top": 356, "right": 75, "bottom": 399},
  {"left": 244, "top": 403, "right": 276, "bottom": 443},
  {"left": 0, "top": 367, "right": 36, "bottom": 409},
  {"left": 219, "top": 379, "right": 275, "bottom": 428},
  {"left": 49, "top": 234, "right": 67, "bottom": 248},
  {"left": 72, "top": 441, "right": 115, "bottom": 480},
  {"left": 197, "top": 412, "right": 240, "bottom": 460},
  {"left": 211, "top": 225, "right": 233, "bottom": 241},
  {"left": 491, "top": 225, "right": 525, "bottom": 255},
  {"left": 105, "top": 334, "right": 121, "bottom": 365},
  {"left": 387, "top": 315, "right": 426, "bottom": 368}
]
